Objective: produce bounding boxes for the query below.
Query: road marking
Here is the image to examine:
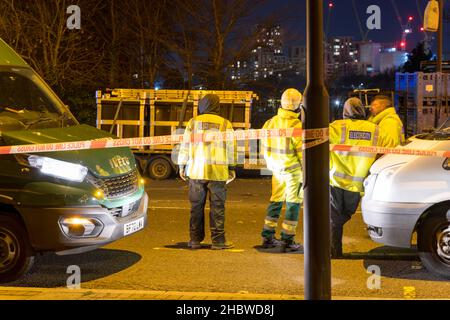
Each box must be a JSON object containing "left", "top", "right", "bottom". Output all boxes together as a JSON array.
[
  {"left": 403, "top": 286, "right": 416, "bottom": 299},
  {"left": 150, "top": 200, "right": 243, "bottom": 203},
  {"left": 153, "top": 247, "right": 244, "bottom": 253},
  {"left": 150, "top": 206, "right": 190, "bottom": 210}
]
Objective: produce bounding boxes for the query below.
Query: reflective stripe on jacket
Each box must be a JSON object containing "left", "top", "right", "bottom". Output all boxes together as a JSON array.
[
  {"left": 262, "top": 108, "right": 302, "bottom": 174},
  {"left": 368, "top": 107, "right": 405, "bottom": 147},
  {"left": 178, "top": 113, "right": 236, "bottom": 181},
  {"left": 329, "top": 119, "right": 386, "bottom": 193}
]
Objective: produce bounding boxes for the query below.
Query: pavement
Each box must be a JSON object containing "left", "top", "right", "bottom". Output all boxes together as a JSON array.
[
  {"left": 0, "top": 286, "right": 304, "bottom": 300},
  {"left": 1, "top": 178, "right": 450, "bottom": 300},
  {"left": 0, "top": 286, "right": 400, "bottom": 300}
]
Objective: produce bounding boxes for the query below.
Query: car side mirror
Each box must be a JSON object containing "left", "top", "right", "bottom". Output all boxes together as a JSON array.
[{"left": 443, "top": 158, "right": 450, "bottom": 170}]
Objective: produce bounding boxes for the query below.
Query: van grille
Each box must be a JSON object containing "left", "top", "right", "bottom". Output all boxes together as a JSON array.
[
  {"left": 107, "top": 199, "right": 140, "bottom": 218},
  {"left": 95, "top": 170, "right": 139, "bottom": 199}
]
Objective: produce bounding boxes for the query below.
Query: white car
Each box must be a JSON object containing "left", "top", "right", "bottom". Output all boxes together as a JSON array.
[{"left": 362, "top": 117, "right": 450, "bottom": 278}]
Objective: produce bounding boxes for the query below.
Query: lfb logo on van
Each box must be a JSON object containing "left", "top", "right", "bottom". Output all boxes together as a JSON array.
[{"left": 109, "top": 156, "right": 131, "bottom": 172}]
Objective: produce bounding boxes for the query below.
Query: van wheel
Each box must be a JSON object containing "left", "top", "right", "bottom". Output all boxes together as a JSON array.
[
  {"left": 418, "top": 208, "right": 450, "bottom": 279},
  {"left": 146, "top": 157, "right": 173, "bottom": 180},
  {"left": 0, "top": 215, "right": 34, "bottom": 283}
]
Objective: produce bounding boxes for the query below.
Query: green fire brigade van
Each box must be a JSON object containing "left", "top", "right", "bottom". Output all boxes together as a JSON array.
[{"left": 0, "top": 39, "right": 148, "bottom": 282}]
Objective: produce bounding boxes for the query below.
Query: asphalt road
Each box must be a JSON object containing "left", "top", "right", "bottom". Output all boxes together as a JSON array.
[{"left": 4, "top": 178, "right": 450, "bottom": 299}]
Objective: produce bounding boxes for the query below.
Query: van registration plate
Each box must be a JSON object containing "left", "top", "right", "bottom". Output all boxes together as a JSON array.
[{"left": 124, "top": 217, "right": 144, "bottom": 236}]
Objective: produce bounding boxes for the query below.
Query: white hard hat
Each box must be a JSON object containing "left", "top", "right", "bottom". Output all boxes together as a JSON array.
[{"left": 281, "top": 88, "right": 303, "bottom": 111}]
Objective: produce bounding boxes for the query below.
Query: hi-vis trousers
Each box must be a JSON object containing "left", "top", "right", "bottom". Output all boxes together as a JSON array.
[{"left": 262, "top": 169, "right": 303, "bottom": 241}]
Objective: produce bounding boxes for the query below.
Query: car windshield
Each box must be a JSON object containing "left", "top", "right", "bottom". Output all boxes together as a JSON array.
[
  {"left": 0, "top": 67, "right": 77, "bottom": 132},
  {"left": 416, "top": 117, "right": 450, "bottom": 140}
]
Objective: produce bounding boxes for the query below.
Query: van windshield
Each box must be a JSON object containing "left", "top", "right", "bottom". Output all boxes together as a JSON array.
[{"left": 0, "top": 67, "right": 77, "bottom": 132}]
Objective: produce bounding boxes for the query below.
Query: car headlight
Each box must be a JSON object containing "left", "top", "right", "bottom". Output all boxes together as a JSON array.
[
  {"left": 363, "top": 173, "right": 376, "bottom": 189},
  {"left": 28, "top": 155, "right": 88, "bottom": 182},
  {"left": 378, "top": 164, "right": 404, "bottom": 180},
  {"left": 371, "top": 164, "right": 405, "bottom": 201}
]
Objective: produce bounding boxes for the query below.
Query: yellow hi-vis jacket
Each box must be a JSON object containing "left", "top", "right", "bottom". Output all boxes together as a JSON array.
[
  {"left": 330, "top": 119, "right": 387, "bottom": 193},
  {"left": 368, "top": 107, "right": 405, "bottom": 147},
  {"left": 178, "top": 113, "right": 236, "bottom": 181},
  {"left": 262, "top": 108, "right": 302, "bottom": 174}
]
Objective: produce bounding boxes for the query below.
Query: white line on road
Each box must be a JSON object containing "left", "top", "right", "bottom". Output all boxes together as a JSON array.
[
  {"left": 150, "top": 200, "right": 243, "bottom": 203},
  {"left": 153, "top": 247, "right": 245, "bottom": 253},
  {"left": 150, "top": 206, "right": 190, "bottom": 210}
]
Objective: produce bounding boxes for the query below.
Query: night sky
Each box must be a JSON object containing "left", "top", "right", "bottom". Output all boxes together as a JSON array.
[{"left": 258, "top": 0, "right": 449, "bottom": 54}]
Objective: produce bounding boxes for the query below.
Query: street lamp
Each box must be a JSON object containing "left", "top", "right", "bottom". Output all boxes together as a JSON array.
[
  {"left": 424, "top": 0, "right": 445, "bottom": 72},
  {"left": 303, "top": 0, "right": 331, "bottom": 300}
]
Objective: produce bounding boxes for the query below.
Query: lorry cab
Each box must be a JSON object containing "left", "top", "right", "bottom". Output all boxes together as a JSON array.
[{"left": 0, "top": 39, "right": 148, "bottom": 282}]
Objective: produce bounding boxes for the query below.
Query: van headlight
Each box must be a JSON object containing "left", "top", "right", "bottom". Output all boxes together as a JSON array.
[
  {"left": 28, "top": 155, "right": 88, "bottom": 182},
  {"left": 59, "top": 217, "right": 103, "bottom": 238}
]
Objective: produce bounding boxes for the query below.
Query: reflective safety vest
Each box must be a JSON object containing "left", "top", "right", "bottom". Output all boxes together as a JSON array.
[
  {"left": 178, "top": 113, "right": 236, "bottom": 181},
  {"left": 330, "top": 119, "right": 386, "bottom": 193},
  {"left": 368, "top": 107, "right": 405, "bottom": 147},
  {"left": 262, "top": 108, "right": 302, "bottom": 174}
]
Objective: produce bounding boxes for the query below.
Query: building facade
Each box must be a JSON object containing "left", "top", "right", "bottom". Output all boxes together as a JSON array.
[{"left": 325, "top": 37, "right": 358, "bottom": 79}]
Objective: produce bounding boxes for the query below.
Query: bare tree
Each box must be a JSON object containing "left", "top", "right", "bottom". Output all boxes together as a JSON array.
[
  {"left": 0, "top": 0, "right": 275, "bottom": 91},
  {"left": 178, "top": 0, "right": 269, "bottom": 89},
  {"left": 122, "top": 0, "right": 171, "bottom": 88},
  {"left": 0, "top": 0, "right": 105, "bottom": 89}
]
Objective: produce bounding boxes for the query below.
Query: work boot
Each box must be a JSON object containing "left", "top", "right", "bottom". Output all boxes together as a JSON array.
[
  {"left": 281, "top": 239, "right": 302, "bottom": 252},
  {"left": 211, "top": 241, "right": 235, "bottom": 250},
  {"left": 261, "top": 236, "right": 282, "bottom": 248},
  {"left": 188, "top": 241, "right": 202, "bottom": 249}
]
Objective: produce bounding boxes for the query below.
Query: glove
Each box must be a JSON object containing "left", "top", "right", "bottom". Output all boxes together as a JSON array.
[
  {"left": 179, "top": 167, "right": 188, "bottom": 181},
  {"left": 226, "top": 170, "right": 236, "bottom": 185}
]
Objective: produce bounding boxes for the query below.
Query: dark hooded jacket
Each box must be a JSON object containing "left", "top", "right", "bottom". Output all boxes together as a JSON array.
[
  {"left": 198, "top": 94, "right": 220, "bottom": 115},
  {"left": 178, "top": 93, "right": 236, "bottom": 180},
  {"left": 343, "top": 97, "right": 366, "bottom": 120}
]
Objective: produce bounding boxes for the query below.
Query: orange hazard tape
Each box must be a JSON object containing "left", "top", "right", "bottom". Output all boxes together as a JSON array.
[
  {"left": 330, "top": 144, "right": 450, "bottom": 158},
  {"left": 0, "top": 128, "right": 448, "bottom": 158},
  {"left": 302, "top": 127, "right": 329, "bottom": 149}
]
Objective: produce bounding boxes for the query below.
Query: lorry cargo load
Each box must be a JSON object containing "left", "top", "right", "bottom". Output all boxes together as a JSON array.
[{"left": 96, "top": 89, "right": 262, "bottom": 179}]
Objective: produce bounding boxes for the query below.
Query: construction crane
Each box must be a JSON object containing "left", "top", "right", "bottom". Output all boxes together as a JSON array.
[
  {"left": 351, "top": 0, "right": 367, "bottom": 41},
  {"left": 400, "top": 16, "right": 414, "bottom": 51},
  {"left": 325, "top": 2, "right": 334, "bottom": 40},
  {"left": 390, "top": 0, "right": 415, "bottom": 51}
]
